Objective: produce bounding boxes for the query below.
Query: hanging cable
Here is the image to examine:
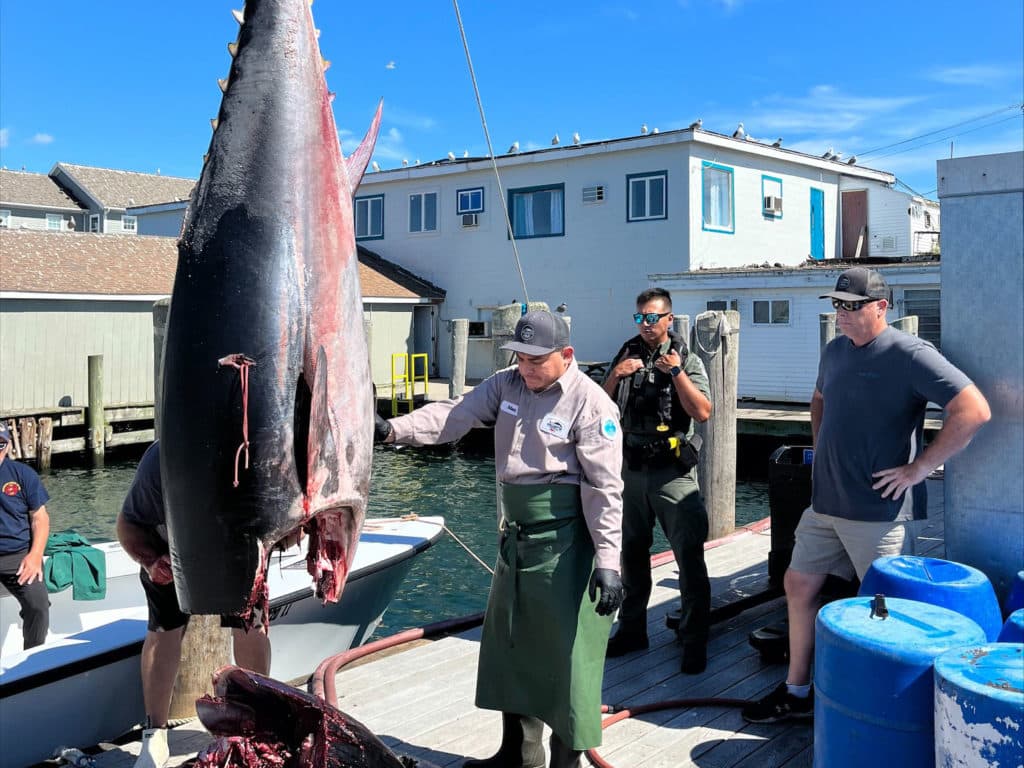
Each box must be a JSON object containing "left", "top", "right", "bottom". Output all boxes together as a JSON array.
[
  {"left": 451, "top": 0, "right": 530, "bottom": 305},
  {"left": 857, "top": 103, "right": 1022, "bottom": 158}
]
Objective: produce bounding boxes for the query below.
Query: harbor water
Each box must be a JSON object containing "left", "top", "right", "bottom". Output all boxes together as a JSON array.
[{"left": 37, "top": 445, "right": 769, "bottom": 638}]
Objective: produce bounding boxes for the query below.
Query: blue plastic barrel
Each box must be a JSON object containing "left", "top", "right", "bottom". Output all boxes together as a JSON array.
[
  {"left": 815, "top": 596, "right": 986, "bottom": 768},
  {"left": 859, "top": 556, "right": 1002, "bottom": 640},
  {"left": 997, "top": 609, "right": 1024, "bottom": 643},
  {"left": 1005, "top": 570, "right": 1024, "bottom": 615},
  {"left": 934, "top": 643, "right": 1024, "bottom": 767}
]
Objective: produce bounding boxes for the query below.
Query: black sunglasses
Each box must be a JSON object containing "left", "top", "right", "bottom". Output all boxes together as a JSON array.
[
  {"left": 0, "top": 441, "right": 8, "bottom": 450},
  {"left": 633, "top": 311, "right": 671, "bottom": 325},
  {"left": 831, "top": 298, "right": 878, "bottom": 312}
]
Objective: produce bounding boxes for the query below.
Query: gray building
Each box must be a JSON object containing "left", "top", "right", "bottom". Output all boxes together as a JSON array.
[{"left": 0, "top": 168, "right": 86, "bottom": 232}]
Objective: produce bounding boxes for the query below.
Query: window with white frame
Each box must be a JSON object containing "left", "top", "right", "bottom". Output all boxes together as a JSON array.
[
  {"left": 627, "top": 171, "right": 667, "bottom": 221},
  {"left": 457, "top": 187, "right": 484, "bottom": 214},
  {"left": 46, "top": 214, "right": 62, "bottom": 231},
  {"left": 753, "top": 299, "right": 790, "bottom": 325},
  {"left": 702, "top": 162, "right": 734, "bottom": 233},
  {"left": 89, "top": 214, "right": 100, "bottom": 233},
  {"left": 0, "top": 209, "right": 10, "bottom": 228},
  {"left": 355, "top": 194, "right": 384, "bottom": 240},
  {"left": 409, "top": 192, "right": 438, "bottom": 233},
  {"left": 509, "top": 184, "right": 564, "bottom": 238},
  {"left": 122, "top": 215, "right": 137, "bottom": 233},
  {"left": 706, "top": 299, "right": 739, "bottom": 312}
]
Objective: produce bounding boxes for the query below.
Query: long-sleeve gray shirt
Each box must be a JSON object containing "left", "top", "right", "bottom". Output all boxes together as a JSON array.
[{"left": 389, "top": 359, "right": 624, "bottom": 571}]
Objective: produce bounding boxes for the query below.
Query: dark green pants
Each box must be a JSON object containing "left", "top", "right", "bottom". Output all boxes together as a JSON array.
[{"left": 619, "top": 464, "right": 710, "bottom": 645}]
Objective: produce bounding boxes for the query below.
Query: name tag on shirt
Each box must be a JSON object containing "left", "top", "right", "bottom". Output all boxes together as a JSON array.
[
  {"left": 539, "top": 414, "right": 569, "bottom": 439},
  {"left": 500, "top": 400, "right": 519, "bottom": 416}
]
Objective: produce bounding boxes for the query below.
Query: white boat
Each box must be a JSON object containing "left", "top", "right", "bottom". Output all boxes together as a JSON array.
[{"left": 0, "top": 515, "right": 444, "bottom": 768}]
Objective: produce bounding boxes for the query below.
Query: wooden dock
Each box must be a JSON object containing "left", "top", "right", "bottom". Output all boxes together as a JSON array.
[{"left": 86, "top": 481, "right": 945, "bottom": 768}]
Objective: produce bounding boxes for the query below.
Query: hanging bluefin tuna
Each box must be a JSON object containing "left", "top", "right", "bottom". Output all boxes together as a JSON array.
[{"left": 161, "top": 0, "right": 380, "bottom": 618}]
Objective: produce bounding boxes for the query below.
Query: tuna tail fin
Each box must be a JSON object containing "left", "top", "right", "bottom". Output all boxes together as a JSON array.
[{"left": 344, "top": 99, "right": 383, "bottom": 191}]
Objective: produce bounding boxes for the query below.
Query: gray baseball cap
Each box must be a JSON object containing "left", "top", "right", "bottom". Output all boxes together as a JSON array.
[{"left": 501, "top": 310, "right": 570, "bottom": 355}]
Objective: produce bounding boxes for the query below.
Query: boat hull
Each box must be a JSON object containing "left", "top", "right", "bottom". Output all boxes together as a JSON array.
[{"left": 0, "top": 516, "right": 443, "bottom": 768}]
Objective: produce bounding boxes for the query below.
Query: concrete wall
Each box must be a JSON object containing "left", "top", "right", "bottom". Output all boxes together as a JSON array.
[{"left": 938, "top": 150, "right": 1024, "bottom": 604}]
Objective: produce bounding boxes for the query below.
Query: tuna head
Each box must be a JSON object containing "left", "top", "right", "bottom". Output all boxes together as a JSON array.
[
  {"left": 160, "top": 0, "right": 381, "bottom": 616},
  {"left": 196, "top": 666, "right": 410, "bottom": 768}
]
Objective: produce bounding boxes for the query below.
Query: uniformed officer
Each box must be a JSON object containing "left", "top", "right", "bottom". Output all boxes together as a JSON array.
[
  {"left": 375, "top": 309, "right": 624, "bottom": 768},
  {"left": 602, "top": 288, "right": 712, "bottom": 674}
]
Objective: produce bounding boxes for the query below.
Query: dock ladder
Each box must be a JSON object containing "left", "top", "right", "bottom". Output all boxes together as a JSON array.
[{"left": 390, "top": 353, "right": 429, "bottom": 416}]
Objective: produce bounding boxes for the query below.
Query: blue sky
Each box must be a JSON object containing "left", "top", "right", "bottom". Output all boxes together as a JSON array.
[{"left": 1, "top": 1, "right": 1021, "bottom": 199}]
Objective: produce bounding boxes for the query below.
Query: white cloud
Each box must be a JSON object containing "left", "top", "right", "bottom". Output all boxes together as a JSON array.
[
  {"left": 30, "top": 133, "right": 54, "bottom": 145},
  {"left": 384, "top": 106, "right": 437, "bottom": 132},
  {"left": 385, "top": 61, "right": 396, "bottom": 70},
  {"left": 926, "top": 64, "right": 1014, "bottom": 86},
  {"left": 0, "top": 128, "right": 8, "bottom": 148}
]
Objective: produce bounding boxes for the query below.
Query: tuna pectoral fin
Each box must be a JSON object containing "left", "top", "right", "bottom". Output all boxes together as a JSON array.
[
  {"left": 344, "top": 99, "right": 383, "bottom": 190},
  {"left": 307, "top": 345, "right": 339, "bottom": 500}
]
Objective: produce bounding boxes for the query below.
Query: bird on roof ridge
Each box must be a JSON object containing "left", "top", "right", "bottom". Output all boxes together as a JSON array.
[
  {"left": 507, "top": 141, "right": 520, "bottom": 154},
  {"left": 732, "top": 122, "right": 745, "bottom": 139},
  {"left": 552, "top": 133, "right": 560, "bottom": 145},
  {"left": 688, "top": 118, "right": 702, "bottom": 130}
]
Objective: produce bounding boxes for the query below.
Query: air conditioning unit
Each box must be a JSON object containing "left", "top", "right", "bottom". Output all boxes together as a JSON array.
[
  {"left": 461, "top": 213, "right": 479, "bottom": 228},
  {"left": 763, "top": 195, "right": 782, "bottom": 214}
]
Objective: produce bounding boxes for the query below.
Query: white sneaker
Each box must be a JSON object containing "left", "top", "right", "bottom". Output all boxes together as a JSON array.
[{"left": 134, "top": 728, "right": 169, "bottom": 768}]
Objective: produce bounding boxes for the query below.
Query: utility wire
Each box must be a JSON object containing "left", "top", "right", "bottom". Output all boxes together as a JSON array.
[
  {"left": 858, "top": 103, "right": 1022, "bottom": 158},
  {"left": 869, "top": 114, "right": 1021, "bottom": 162},
  {"left": 451, "top": 0, "right": 530, "bottom": 305}
]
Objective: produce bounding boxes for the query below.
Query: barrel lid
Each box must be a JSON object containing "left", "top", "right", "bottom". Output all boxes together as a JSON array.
[
  {"left": 935, "top": 644, "right": 1024, "bottom": 703},
  {"left": 818, "top": 596, "right": 987, "bottom": 660},
  {"left": 866, "top": 555, "right": 989, "bottom": 586}
]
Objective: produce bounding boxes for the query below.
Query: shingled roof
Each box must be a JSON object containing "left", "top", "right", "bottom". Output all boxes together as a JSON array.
[
  {"left": 0, "top": 230, "right": 445, "bottom": 302},
  {"left": 0, "top": 168, "right": 85, "bottom": 211},
  {"left": 51, "top": 163, "right": 195, "bottom": 210}
]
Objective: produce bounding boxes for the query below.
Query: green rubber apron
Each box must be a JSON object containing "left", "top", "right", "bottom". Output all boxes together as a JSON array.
[{"left": 475, "top": 483, "right": 613, "bottom": 750}]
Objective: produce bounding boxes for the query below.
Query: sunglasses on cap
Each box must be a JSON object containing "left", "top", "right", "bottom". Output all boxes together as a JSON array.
[
  {"left": 831, "top": 298, "right": 878, "bottom": 312},
  {"left": 0, "top": 441, "right": 8, "bottom": 450},
  {"left": 633, "top": 311, "right": 671, "bottom": 325}
]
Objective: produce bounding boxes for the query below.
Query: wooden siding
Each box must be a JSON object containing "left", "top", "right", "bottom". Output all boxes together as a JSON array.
[{"left": 0, "top": 299, "right": 155, "bottom": 411}]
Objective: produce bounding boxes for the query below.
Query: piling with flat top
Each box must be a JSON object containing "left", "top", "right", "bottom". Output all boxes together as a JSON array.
[
  {"left": 37, "top": 418, "right": 53, "bottom": 471},
  {"left": 693, "top": 310, "right": 739, "bottom": 540},
  {"left": 450, "top": 319, "right": 468, "bottom": 398},
  {"left": 152, "top": 298, "right": 232, "bottom": 719},
  {"left": 820, "top": 312, "right": 838, "bottom": 353},
  {"left": 18, "top": 418, "right": 36, "bottom": 461},
  {"left": 890, "top": 315, "right": 919, "bottom": 336},
  {"left": 87, "top": 354, "right": 105, "bottom": 467}
]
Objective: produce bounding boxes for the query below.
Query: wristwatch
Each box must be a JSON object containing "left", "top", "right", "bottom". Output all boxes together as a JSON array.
[{"left": 670, "top": 365, "right": 682, "bottom": 378}]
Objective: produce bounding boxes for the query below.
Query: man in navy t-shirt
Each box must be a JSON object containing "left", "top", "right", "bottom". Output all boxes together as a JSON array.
[{"left": 0, "top": 421, "right": 51, "bottom": 649}]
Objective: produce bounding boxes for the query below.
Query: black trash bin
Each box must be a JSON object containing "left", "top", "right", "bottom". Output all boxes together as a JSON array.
[{"left": 767, "top": 444, "right": 814, "bottom": 589}]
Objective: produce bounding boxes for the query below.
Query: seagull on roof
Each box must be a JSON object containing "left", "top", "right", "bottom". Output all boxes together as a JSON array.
[
  {"left": 371, "top": 161, "right": 380, "bottom": 172},
  {"left": 572, "top": 131, "right": 581, "bottom": 145},
  {"left": 556, "top": 302, "right": 568, "bottom": 313},
  {"left": 822, "top": 147, "right": 834, "bottom": 159},
  {"left": 847, "top": 155, "right": 858, "bottom": 165},
  {"left": 732, "top": 122, "right": 745, "bottom": 139},
  {"left": 832, "top": 151, "right": 843, "bottom": 162},
  {"left": 447, "top": 151, "right": 456, "bottom": 161},
  {"left": 402, "top": 158, "right": 409, "bottom": 167},
  {"left": 771, "top": 137, "right": 783, "bottom": 147},
  {"left": 552, "top": 133, "right": 560, "bottom": 145},
  {"left": 651, "top": 128, "right": 659, "bottom": 134},
  {"left": 641, "top": 123, "right": 649, "bottom": 134},
  {"left": 688, "top": 118, "right": 702, "bottom": 130},
  {"left": 507, "top": 141, "right": 520, "bottom": 154}
]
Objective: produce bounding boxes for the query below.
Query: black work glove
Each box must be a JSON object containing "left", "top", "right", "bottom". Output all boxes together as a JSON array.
[
  {"left": 373, "top": 413, "right": 393, "bottom": 444},
  {"left": 588, "top": 568, "right": 623, "bottom": 616}
]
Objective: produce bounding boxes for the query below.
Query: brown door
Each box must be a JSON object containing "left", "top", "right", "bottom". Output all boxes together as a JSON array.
[{"left": 842, "top": 190, "right": 868, "bottom": 259}]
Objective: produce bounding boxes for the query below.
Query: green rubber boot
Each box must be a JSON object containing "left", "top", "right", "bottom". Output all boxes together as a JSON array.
[{"left": 463, "top": 713, "right": 546, "bottom": 768}]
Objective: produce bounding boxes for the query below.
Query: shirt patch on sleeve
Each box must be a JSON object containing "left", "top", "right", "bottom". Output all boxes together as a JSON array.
[
  {"left": 500, "top": 400, "right": 519, "bottom": 416},
  {"left": 601, "top": 418, "right": 619, "bottom": 440}
]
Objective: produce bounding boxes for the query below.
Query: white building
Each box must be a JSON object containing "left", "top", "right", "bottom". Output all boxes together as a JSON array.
[{"left": 352, "top": 126, "right": 939, "bottom": 378}]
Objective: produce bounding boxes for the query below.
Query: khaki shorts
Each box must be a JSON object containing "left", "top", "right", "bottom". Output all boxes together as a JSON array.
[{"left": 789, "top": 509, "right": 918, "bottom": 582}]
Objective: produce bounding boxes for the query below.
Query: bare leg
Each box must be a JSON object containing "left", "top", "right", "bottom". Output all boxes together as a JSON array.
[
  {"left": 232, "top": 626, "right": 270, "bottom": 675},
  {"left": 783, "top": 568, "right": 827, "bottom": 686},
  {"left": 140, "top": 627, "right": 185, "bottom": 727}
]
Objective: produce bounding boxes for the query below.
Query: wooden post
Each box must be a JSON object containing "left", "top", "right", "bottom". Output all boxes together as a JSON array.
[
  {"left": 37, "top": 418, "right": 53, "bottom": 471},
  {"left": 87, "top": 354, "right": 105, "bottom": 467},
  {"left": 820, "top": 312, "right": 839, "bottom": 355},
  {"left": 151, "top": 300, "right": 233, "bottom": 719},
  {"left": 693, "top": 310, "right": 739, "bottom": 540},
  {"left": 6, "top": 418, "right": 22, "bottom": 459},
  {"left": 890, "top": 315, "right": 919, "bottom": 336},
  {"left": 672, "top": 314, "right": 690, "bottom": 347},
  {"left": 18, "top": 418, "right": 37, "bottom": 461},
  {"left": 450, "top": 319, "right": 468, "bottom": 399}
]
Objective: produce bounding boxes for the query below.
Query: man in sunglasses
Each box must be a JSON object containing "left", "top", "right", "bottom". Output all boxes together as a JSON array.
[
  {"left": 743, "top": 266, "right": 991, "bottom": 724},
  {"left": 601, "top": 288, "right": 713, "bottom": 674},
  {"left": 0, "top": 421, "right": 51, "bottom": 649}
]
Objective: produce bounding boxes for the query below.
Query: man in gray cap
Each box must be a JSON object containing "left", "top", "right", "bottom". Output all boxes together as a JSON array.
[
  {"left": 375, "top": 309, "right": 624, "bottom": 768},
  {"left": 742, "top": 266, "right": 992, "bottom": 724},
  {"left": 0, "top": 421, "right": 51, "bottom": 649}
]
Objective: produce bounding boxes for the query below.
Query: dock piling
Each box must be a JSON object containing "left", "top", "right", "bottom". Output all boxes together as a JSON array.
[
  {"left": 37, "top": 417, "right": 53, "bottom": 471},
  {"left": 87, "top": 354, "right": 105, "bottom": 467},
  {"left": 450, "top": 319, "right": 468, "bottom": 399}
]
